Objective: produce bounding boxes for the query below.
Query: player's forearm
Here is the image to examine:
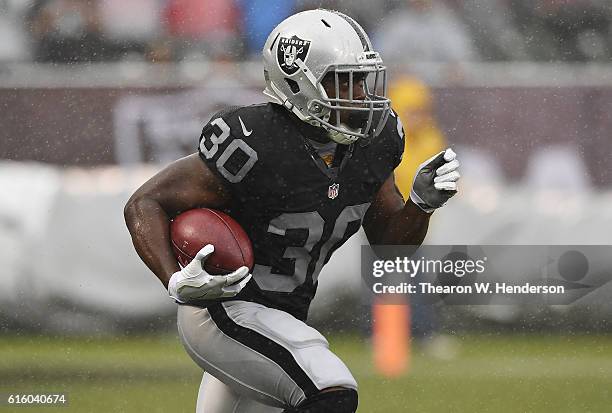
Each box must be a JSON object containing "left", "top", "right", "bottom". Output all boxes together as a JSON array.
[
  {"left": 124, "top": 196, "right": 180, "bottom": 288},
  {"left": 375, "top": 199, "right": 431, "bottom": 246}
]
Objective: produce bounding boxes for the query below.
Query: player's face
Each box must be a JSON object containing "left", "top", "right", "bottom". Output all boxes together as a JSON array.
[{"left": 322, "top": 72, "right": 368, "bottom": 128}]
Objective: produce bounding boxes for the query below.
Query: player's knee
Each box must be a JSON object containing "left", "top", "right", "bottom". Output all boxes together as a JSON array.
[{"left": 283, "top": 387, "right": 358, "bottom": 413}]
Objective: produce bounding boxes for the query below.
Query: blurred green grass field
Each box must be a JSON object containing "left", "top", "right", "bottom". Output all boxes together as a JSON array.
[{"left": 1, "top": 333, "right": 611, "bottom": 412}]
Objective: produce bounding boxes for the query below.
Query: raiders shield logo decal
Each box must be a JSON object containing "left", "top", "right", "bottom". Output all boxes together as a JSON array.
[{"left": 277, "top": 35, "right": 311, "bottom": 76}]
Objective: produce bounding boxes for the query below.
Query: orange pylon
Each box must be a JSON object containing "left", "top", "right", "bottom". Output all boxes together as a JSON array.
[{"left": 372, "top": 298, "right": 411, "bottom": 377}]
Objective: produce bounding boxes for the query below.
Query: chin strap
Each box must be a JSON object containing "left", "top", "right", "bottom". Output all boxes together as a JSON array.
[
  {"left": 327, "top": 125, "right": 362, "bottom": 145},
  {"left": 303, "top": 119, "right": 361, "bottom": 145}
]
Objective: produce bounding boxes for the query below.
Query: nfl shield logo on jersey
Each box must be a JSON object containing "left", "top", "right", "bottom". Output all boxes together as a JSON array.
[
  {"left": 277, "top": 36, "right": 311, "bottom": 76},
  {"left": 328, "top": 183, "right": 340, "bottom": 199}
]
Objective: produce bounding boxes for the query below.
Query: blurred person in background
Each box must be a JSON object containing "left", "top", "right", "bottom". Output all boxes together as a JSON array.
[
  {"left": 235, "top": 0, "right": 295, "bottom": 57},
  {"left": 163, "top": 0, "right": 243, "bottom": 61},
  {"left": 391, "top": 76, "right": 447, "bottom": 198},
  {"left": 26, "top": 0, "right": 112, "bottom": 62},
  {"left": 390, "top": 76, "right": 457, "bottom": 358},
  {"left": 511, "top": 0, "right": 612, "bottom": 61},
  {"left": 294, "top": 0, "right": 395, "bottom": 35},
  {"left": 96, "top": 0, "right": 161, "bottom": 61},
  {"left": 454, "top": 0, "right": 530, "bottom": 61},
  {"left": 374, "top": 0, "right": 480, "bottom": 63},
  {"left": 25, "top": 0, "right": 158, "bottom": 63},
  {"left": 0, "top": 0, "right": 30, "bottom": 61}
]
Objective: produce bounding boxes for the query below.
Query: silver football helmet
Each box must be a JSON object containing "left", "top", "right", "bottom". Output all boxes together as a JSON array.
[{"left": 262, "top": 9, "right": 391, "bottom": 144}]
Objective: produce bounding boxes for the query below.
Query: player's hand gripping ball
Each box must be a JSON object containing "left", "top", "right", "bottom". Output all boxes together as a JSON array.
[{"left": 168, "top": 209, "right": 254, "bottom": 303}]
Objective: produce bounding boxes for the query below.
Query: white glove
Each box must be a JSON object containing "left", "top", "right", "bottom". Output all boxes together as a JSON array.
[
  {"left": 168, "top": 244, "right": 252, "bottom": 303},
  {"left": 410, "top": 148, "right": 460, "bottom": 213}
]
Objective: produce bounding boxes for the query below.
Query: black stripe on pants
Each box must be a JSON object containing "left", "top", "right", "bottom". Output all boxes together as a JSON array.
[{"left": 207, "top": 303, "right": 319, "bottom": 398}]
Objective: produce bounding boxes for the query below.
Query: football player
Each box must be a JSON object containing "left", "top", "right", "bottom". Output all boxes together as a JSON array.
[{"left": 125, "top": 9, "right": 460, "bottom": 413}]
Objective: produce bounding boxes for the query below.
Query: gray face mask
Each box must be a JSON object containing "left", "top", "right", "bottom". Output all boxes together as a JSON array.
[{"left": 311, "top": 67, "right": 391, "bottom": 142}]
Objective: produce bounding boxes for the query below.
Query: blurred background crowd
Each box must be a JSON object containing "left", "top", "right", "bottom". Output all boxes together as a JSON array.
[{"left": 1, "top": 0, "right": 612, "bottom": 63}]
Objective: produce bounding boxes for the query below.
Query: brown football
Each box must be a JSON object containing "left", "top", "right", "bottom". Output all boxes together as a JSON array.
[{"left": 170, "top": 208, "right": 254, "bottom": 274}]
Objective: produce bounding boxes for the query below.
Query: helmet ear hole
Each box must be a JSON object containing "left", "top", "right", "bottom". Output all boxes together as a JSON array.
[{"left": 285, "top": 78, "right": 301, "bottom": 94}]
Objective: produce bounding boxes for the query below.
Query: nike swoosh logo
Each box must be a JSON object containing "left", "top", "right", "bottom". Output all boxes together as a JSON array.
[{"left": 238, "top": 116, "right": 252, "bottom": 137}]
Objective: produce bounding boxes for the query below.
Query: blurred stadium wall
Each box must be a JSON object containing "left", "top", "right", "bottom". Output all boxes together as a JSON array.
[{"left": 1, "top": 61, "right": 612, "bottom": 334}]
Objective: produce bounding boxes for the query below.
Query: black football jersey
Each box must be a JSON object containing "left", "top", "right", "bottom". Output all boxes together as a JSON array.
[{"left": 193, "top": 102, "right": 404, "bottom": 320}]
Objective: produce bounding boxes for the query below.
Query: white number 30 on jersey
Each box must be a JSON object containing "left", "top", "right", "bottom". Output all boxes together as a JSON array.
[{"left": 199, "top": 117, "right": 258, "bottom": 183}]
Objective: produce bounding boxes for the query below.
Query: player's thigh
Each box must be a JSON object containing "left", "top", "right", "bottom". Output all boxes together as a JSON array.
[
  {"left": 177, "top": 302, "right": 357, "bottom": 408},
  {"left": 196, "top": 372, "right": 281, "bottom": 413}
]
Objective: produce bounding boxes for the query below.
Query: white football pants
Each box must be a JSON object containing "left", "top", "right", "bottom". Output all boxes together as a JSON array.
[{"left": 177, "top": 301, "right": 357, "bottom": 412}]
